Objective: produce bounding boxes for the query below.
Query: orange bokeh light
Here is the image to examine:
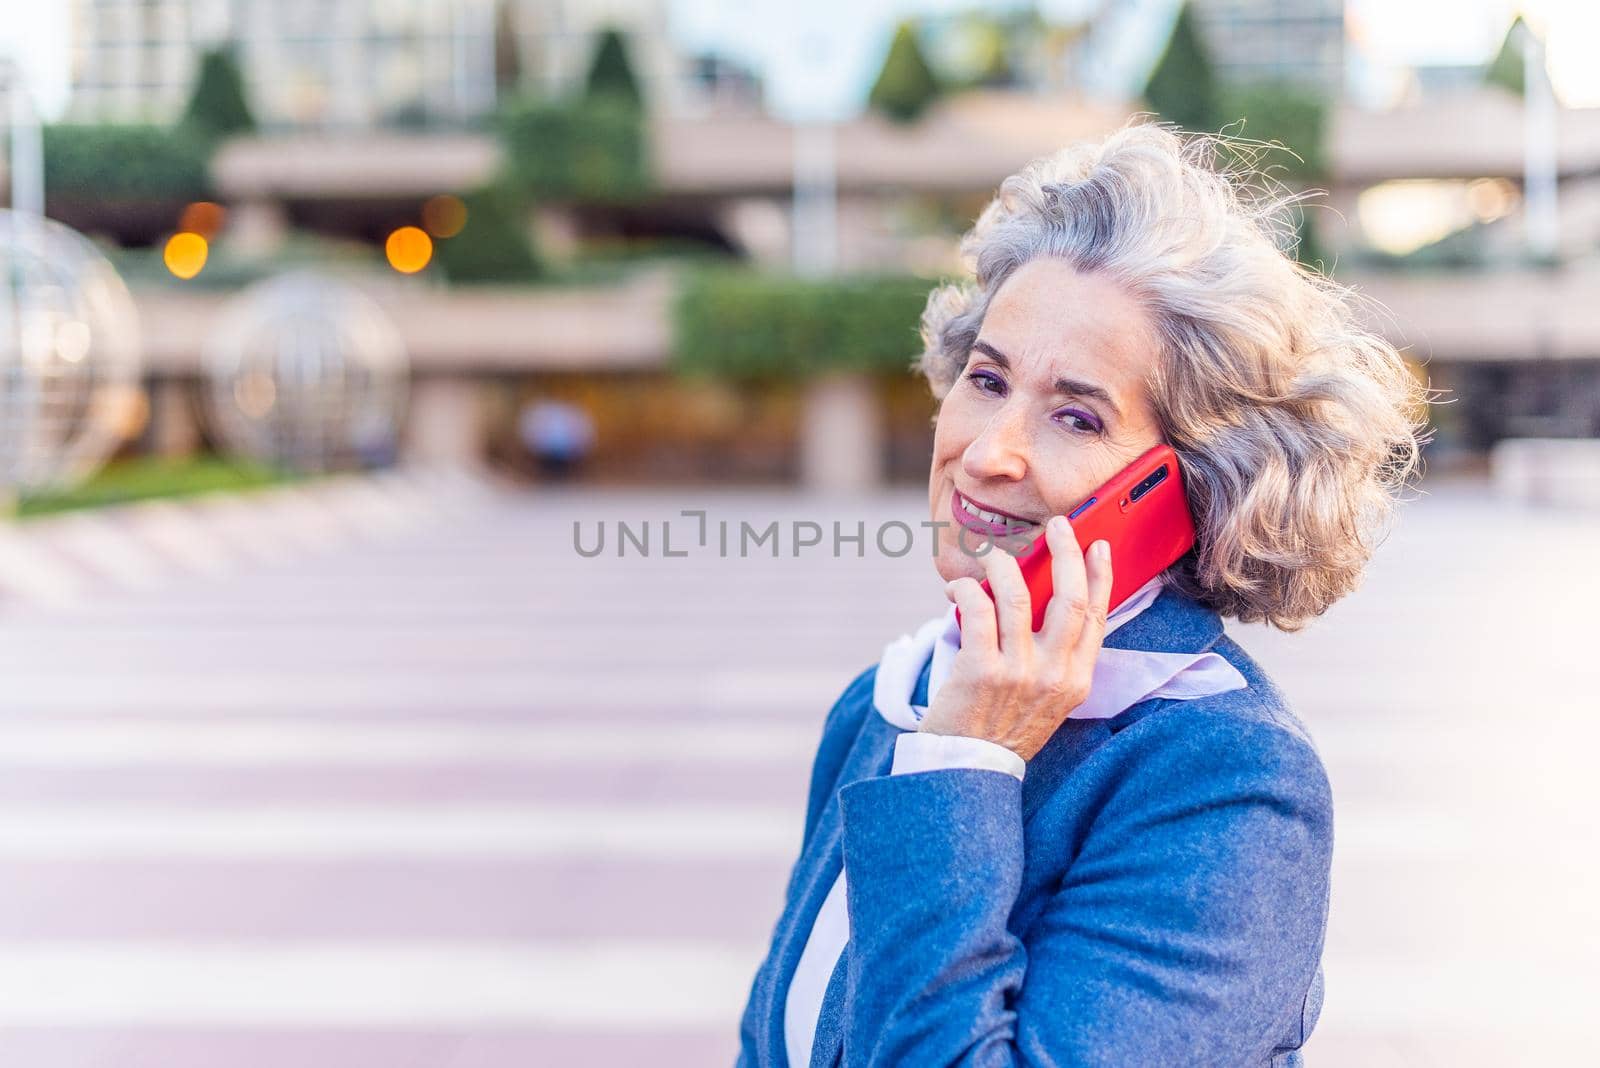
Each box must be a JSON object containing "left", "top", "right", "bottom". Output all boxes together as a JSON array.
[
  {"left": 163, "top": 232, "right": 209, "bottom": 279},
  {"left": 179, "top": 201, "right": 227, "bottom": 238},
  {"left": 421, "top": 194, "right": 468, "bottom": 238},
  {"left": 385, "top": 226, "right": 434, "bottom": 274}
]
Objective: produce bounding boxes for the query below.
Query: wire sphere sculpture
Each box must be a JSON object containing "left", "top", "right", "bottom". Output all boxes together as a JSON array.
[
  {"left": 202, "top": 272, "right": 409, "bottom": 473},
  {"left": 0, "top": 209, "right": 142, "bottom": 494}
]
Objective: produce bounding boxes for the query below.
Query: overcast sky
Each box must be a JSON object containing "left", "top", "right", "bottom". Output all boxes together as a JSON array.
[{"left": 2, "top": 0, "right": 1596, "bottom": 121}]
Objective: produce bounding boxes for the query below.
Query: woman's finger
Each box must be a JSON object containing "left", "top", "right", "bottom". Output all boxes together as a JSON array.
[
  {"left": 946, "top": 576, "right": 998, "bottom": 657},
  {"left": 976, "top": 535, "right": 1034, "bottom": 655},
  {"left": 1070, "top": 539, "right": 1115, "bottom": 663},
  {"left": 1039, "top": 516, "right": 1090, "bottom": 651}
]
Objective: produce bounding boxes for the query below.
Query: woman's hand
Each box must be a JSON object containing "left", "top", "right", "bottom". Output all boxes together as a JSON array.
[{"left": 922, "top": 516, "right": 1114, "bottom": 762}]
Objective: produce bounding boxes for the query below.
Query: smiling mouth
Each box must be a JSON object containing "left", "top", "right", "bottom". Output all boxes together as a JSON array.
[{"left": 952, "top": 489, "right": 1041, "bottom": 534}]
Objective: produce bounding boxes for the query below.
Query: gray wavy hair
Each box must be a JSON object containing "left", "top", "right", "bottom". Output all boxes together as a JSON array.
[{"left": 916, "top": 119, "right": 1433, "bottom": 632}]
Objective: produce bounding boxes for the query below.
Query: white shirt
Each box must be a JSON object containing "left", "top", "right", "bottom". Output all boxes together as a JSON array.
[{"left": 782, "top": 576, "right": 1249, "bottom": 1068}]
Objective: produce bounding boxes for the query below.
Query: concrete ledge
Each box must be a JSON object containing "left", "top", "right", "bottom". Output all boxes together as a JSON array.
[
  {"left": 1489, "top": 437, "right": 1600, "bottom": 509},
  {"left": 133, "top": 270, "right": 674, "bottom": 375}
]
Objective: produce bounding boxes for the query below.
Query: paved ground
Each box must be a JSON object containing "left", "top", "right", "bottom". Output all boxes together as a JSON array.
[{"left": 0, "top": 473, "right": 1592, "bottom": 1065}]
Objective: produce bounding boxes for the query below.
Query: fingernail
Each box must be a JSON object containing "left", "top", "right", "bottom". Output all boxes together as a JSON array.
[
  {"left": 1095, "top": 541, "right": 1110, "bottom": 560},
  {"left": 1047, "top": 515, "right": 1065, "bottom": 536}
]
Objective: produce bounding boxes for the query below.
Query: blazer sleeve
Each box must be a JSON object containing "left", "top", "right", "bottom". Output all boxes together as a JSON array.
[
  {"left": 735, "top": 664, "right": 878, "bottom": 1068},
  {"left": 795, "top": 665, "right": 879, "bottom": 876},
  {"left": 833, "top": 708, "right": 1334, "bottom": 1067}
]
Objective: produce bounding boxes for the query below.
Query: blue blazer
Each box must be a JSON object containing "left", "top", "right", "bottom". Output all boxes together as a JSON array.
[{"left": 735, "top": 585, "right": 1333, "bottom": 1067}]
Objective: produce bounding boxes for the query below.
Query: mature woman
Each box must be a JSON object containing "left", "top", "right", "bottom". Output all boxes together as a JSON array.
[{"left": 734, "top": 121, "right": 1428, "bottom": 1067}]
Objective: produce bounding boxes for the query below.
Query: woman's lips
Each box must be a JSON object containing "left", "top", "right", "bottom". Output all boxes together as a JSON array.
[{"left": 951, "top": 489, "right": 1040, "bottom": 536}]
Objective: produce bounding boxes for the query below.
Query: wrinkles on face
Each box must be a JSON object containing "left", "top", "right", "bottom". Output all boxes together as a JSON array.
[{"left": 926, "top": 258, "right": 1167, "bottom": 584}]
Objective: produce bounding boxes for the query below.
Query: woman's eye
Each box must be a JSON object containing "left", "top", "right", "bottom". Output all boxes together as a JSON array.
[
  {"left": 965, "top": 370, "right": 1004, "bottom": 396},
  {"left": 1056, "top": 408, "right": 1102, "bottom": 434},
  {"left": 967, "top": 371, "right": 1100, "bottom": 434}
]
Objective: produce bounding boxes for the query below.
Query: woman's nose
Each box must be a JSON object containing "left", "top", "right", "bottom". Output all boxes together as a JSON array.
[{"left": 962, "top": 407, "right": 1029, "bottom": 481}]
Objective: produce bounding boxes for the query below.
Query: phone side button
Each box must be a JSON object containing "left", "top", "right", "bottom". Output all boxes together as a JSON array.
[{"left": 1068, "top": 497, "right": 1096, "bottom": 520}]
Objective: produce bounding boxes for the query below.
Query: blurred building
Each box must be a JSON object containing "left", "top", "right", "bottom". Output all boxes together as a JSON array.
[
  {"left": 913, "top": 9, "right": 1090, "bottom": 95},
  {"left": 66, "top": 0, "right": 686, "bottom": 130},
  {"left": 1190, "top": 0, "right": 1345, "bottom": 95},
  {"left": 1405, "top": 63, "right": 1494, "bottom": 98},
  {"left": 504, "top": 0, "right": 686, "bottom": 112},
  {"left": 47, "top": 1, "right": 1600, "bottom": 481},
  {"left": 68, "top": 0, "right": 209, "bottom": 123},
  {"left": 682, "top": 52, "right": 766, "bottom": 117}
]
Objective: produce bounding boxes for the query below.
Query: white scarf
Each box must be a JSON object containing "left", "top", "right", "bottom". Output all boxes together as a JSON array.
[{"left": 872, "top": 575, "right": 1248, "bottom": 732}]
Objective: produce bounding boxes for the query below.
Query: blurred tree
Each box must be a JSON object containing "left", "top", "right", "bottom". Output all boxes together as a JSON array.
[
  {"left": 969, "top": 35, "right": 1013, "bottom": 88},
  {"left": 869, "top": 22, "right": 943, "bottom": 124},
  {"left": 387, "top": 100, "right": 431, "bottom": 130},
  {"left": 937, "top": 12, "right": 1017, "bottom": 91},
  {"left": 1484, "top": 15, "right": 1528, "bottom": 97},
  {"left": 584, "top": 27, "right": 643, "bottom": 109},
  {"left": 988, "top": 7, "right": 1048, "bottom": 88},
  {"left": 181, "top": 47, "right": 256, "bottom": 139},
  {"left": 1293, "top": 209, "right": 1328, "bottom": 273},
  {"left": 494, "top": 0, "right": 523, "bottom": 98},
  {"left": 497, "top": 94, "right": 650, "bottom": 202},
  {"left": 1213, "top": 81, "right": 1329, "bottom": 180},
  {"left": 433, "top": 183, "right": 544, "bottom": 284},
  {"left": 1142, "top": 2, "right": 1216, "bottom": 133}
]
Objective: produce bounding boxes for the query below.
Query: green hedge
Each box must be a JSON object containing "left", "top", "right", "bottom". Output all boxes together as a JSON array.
[
  {"left": 16, "top": 456, "right": 294, "bottom": 518},
  {"left": 44, "top": 123, "right": 213, "bottom": 202},
  {"left": 496, "top": 96, "right": 650, "bottom": 203},
  {"left": 672, "top": 270, "right": 933, "bottom": 380},
  {"left": 433, "top": 184, "right": 544, "bottom": 284},
  {"left": 104, "top": 231, "right": 386, "bottom": 290},
  {"left": 1213, "top": 82, "right": 1329, "bottom": 181}
]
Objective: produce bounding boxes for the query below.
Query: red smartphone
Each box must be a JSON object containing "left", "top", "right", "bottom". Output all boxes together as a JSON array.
[{"left": 955, "top": 443, "right": 1196, "bottom": 633}]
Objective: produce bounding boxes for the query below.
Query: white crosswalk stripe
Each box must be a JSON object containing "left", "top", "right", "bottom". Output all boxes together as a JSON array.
[
  {"left": 0, "top": 475, "right": 1591, "bottom": 1065},
  {"left": 0, "top": 941, "right": 759, "bottom": 1029},
  {"left": 0, "top": 802, "right": 800, "bottom": 860},
  {"left": 0, "top": 721, "right": 819, "bottom": 767}
]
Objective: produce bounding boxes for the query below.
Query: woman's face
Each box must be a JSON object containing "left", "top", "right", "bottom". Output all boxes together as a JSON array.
[{"left": 927, "top": 257, "right": 1168, "bottom": 584}]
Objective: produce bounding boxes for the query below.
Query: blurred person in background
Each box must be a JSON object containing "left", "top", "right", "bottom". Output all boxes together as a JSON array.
[
  {"left": 736, "top": 121, "right": 1429, "bottom": 1067},
  {"left": 517, "top": 397, "right": 595, "bottom": 481}
]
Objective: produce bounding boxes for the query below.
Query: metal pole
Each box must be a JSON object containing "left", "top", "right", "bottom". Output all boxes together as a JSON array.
[
  {"left": 453, "top": 0, "right": 468, "bottom": 118},
  {"left": 1522, "top": 24, "right": 1559, "bottom": 261},
  {"left": 482, "top": 0, "right": 500, "bottom": 113},
  {"left": 5, "top": 59, "right": 44, "bottom": 218},
  {"left": 452, "top": 0, "right": 493, "bottom": 120},
  {"left": 1, "top": 57, "right": 42, "bottom": 501},
  {"left": 791, "top": 118, "right": 837, "bottom": 278}
]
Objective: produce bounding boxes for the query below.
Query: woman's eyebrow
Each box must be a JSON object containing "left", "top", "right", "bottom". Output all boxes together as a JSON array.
[{"left": 971, "top": 339, "right": 1123, "bottom": 421}]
